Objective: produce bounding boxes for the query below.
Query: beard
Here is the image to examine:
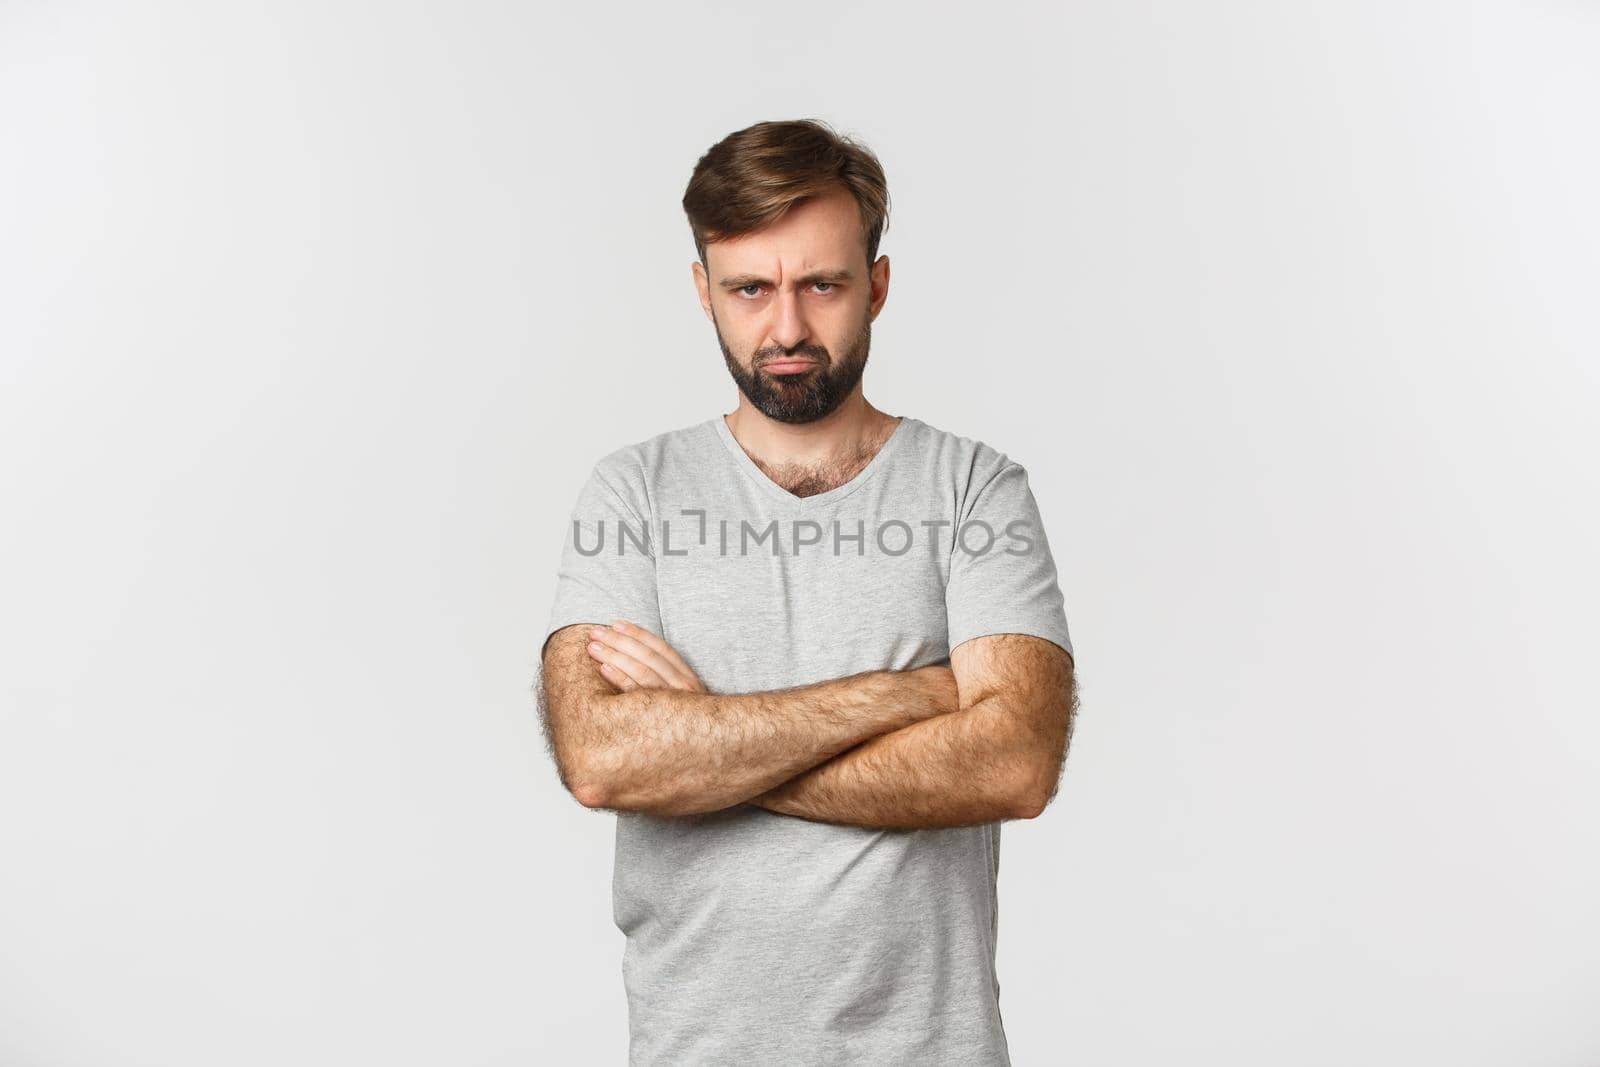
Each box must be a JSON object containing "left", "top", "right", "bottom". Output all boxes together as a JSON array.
[{"left": 715, "top": 310, "right": 872, "bottom": 425}]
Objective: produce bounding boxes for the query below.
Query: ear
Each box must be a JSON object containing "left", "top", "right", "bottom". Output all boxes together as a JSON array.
[
  {"left": 869, "top": 254, "right": 891, "bottom": 320},
  {"left": 691, "top": 259, "right": 714, "bottom": 321}
]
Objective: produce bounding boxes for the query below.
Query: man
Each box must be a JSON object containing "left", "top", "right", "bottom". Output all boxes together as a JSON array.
[{"left": 538, "top": 118, "right": 1078, "bottom": 1066}]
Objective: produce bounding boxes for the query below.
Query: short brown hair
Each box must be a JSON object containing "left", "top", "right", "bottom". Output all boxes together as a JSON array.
[{"left": 682, "top": 119, "right": 891, "bottom": 269}]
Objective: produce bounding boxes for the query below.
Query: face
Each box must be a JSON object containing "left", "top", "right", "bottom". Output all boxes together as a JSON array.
[{"left": 694, "top": 187, "right": 890, "bottom": 425}]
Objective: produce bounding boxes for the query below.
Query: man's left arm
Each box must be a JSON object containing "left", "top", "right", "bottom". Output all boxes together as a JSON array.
[
  {"left": 752, "top": 453, "right": 1078, "bottom": 830},
  {"left": 748, "top": 633, "right": 1076, "bottom": 830}
]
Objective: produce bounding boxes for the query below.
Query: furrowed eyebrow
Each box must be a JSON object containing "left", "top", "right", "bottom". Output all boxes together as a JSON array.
[{"left": 718, "top": 269, "right": 854, "bottom": 290}]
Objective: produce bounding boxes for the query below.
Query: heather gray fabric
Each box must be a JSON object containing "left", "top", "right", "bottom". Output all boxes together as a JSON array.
[{"left": 542, "top": 412, "right": 1074, "bottom": 1066}]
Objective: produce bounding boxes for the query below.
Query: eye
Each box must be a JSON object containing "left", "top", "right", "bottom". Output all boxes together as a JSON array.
[
  {"left": 737, "top": 284, "right": 763, "bottom": 298},
  {"left": 813, "top": 282, "right": 834, "bottom": 294}
]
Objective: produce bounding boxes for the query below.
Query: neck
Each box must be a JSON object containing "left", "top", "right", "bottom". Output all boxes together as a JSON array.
[{"left": 724, "top": 392, "right": 895, "bottom": 471}]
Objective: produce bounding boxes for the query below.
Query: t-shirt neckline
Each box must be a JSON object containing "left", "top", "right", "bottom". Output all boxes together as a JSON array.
[{"left": 710, "top": 412, "right": 914, "bottom": 509}]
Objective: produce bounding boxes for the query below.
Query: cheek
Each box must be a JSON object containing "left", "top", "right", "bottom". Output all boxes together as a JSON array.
[
  {"left": 712, "top": 308, "right": 760, "bottom": 354},
  {"left": 825, "top": 306, "right": 870, "bottom": 349}
]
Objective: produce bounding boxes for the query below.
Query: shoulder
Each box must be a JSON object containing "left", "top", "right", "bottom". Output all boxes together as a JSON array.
[
  {"left": 580, "top": 416, "right": 720, "bottom": 504},
  {"left": 903, "top": 414, "right": 1032, "bottom": 486}
]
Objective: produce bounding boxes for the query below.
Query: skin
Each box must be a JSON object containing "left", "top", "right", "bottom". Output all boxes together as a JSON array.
[
  {"left": 579, "top": 621, "right": 1076, "bottom": 830},
  {"left": 538, "top": 184, "right": 1078, "bottom": 829},
  {"left": 539, "top": 621, "right": 964, "bottom": 818},
  {"left": 691, "top": 186, "right": 900, "bottom": 495}
]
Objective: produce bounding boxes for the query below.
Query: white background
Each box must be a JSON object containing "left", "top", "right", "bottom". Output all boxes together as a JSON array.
[{"left": 2, "top": 2, "right": 1596, "bottom": 1064}]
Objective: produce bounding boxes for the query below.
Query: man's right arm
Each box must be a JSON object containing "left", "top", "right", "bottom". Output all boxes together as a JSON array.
[{"left": 537, "top": 624, "right": 959, "bottom": 817}]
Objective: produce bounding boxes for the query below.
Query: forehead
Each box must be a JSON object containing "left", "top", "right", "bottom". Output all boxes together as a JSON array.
[{"left": 707, "top": 188, "right": 865, "bottom": 277}]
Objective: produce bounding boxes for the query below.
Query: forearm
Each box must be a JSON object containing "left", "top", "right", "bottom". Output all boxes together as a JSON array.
[
  {"left": 747, "top": 698, "right": 1035, "bottom": 830},
  {"left": 580, "top": 667, "right": 956, "bottom": 816}
]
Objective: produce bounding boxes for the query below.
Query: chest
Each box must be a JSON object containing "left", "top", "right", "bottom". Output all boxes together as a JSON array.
[{"left": 653, "top": 512, "right": 956, "bottom": 692}]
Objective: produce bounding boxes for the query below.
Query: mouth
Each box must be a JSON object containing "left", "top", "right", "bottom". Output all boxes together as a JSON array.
[{"left": 761, "top": 358, "right": 820, "bottom": 376}]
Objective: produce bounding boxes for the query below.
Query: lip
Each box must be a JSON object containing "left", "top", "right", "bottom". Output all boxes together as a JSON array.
[{"left": 762, "top": 359, "right": 819, "bottom": 375}]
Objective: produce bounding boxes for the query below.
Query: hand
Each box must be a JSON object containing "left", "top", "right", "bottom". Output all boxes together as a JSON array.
[{"left": 586, "top": 620, "right": 709, "bottom": 693}]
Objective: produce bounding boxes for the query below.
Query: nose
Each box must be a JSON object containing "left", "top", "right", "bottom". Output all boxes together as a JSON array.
[{"left": 767, "top": 287, "right": 810, "bottom": 351}]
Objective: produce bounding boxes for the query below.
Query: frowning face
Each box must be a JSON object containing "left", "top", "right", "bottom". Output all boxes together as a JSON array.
[{"left": 693, "top": 186, "right": 890, "bottom": 424}]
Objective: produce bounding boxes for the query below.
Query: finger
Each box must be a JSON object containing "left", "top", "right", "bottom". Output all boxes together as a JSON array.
[
  {"left": 593, "top": 623, "right": 689, "bottom": 686},
  {"left": 589, "top": 628, "right": 682, "bottom": 687},
  {"left": 586, "top": 638, "right": 640, "bottom": 691},
  {"left": 596, "top": 660, "right": 636, "bottom": 691},
  {"left": 591, "top": 624, "right": 696, "bottom": 690},
  {"left": 587, "top": 639, "right": 671, "bottom": 689},
  {"left": 602, "top": 647, "right": 670, "bottom": 689},
  {"left": 606, "top": 621, "right": 705, "bottom": 691},
  {"left": 601, "top": 644, "right": 706, "bottom": 694},
  {"left": 587, "top": 642, "right": 645, "bottom": 690}
]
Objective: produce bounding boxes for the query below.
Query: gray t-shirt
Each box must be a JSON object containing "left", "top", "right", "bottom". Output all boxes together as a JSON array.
[{"left": 542, "top": 412, "right": 1074, "bottom": 1066}]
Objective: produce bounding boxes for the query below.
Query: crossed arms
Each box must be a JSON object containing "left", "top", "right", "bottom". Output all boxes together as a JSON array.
[{"left": 537, "top": 620, "right": 1077, "bottom": 831}]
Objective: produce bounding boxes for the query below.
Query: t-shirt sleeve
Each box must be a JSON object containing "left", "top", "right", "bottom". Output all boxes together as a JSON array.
[
  {"left": 542, "top": 456, "right": 662, "bottom": 659},
  {"left": 944, "top": 457, "right": 1075, "bottom": 661}
]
